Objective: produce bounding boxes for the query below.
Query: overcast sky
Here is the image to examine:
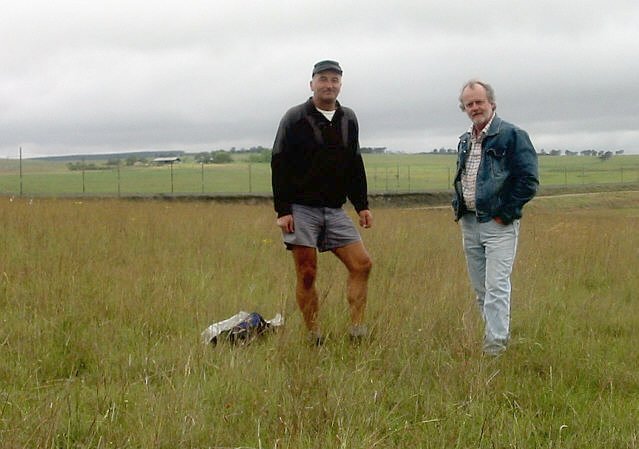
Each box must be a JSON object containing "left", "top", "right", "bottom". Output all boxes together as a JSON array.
[{"left": 2, "top": 0, "right": 638, "bottom": 158}]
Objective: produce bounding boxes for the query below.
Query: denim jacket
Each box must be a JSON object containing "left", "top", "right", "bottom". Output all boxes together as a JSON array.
[{"left": 452, "top": 116, "right": 539, "bottom": 224}]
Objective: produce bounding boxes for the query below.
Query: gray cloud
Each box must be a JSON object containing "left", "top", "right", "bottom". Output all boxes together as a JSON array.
[{"left": 2, "top": 0, "right": 638, "bottom": 157}]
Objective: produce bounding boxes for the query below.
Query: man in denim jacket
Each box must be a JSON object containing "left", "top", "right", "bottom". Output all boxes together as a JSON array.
[{"left": 452, "top": 79, "right": 539, "bottom": 356}]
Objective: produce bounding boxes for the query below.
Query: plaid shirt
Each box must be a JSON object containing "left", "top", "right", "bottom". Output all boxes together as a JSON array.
[{"left": 461, "top": 114, "right": 495, "bottom": 211}]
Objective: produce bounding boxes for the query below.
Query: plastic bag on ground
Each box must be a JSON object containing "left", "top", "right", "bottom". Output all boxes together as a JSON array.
[{"left": 201, "top": 311, "right": 284, "bottom": 345}]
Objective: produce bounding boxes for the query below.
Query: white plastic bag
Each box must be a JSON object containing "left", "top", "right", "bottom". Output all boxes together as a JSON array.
[{"left": 201, "top": 311, "right": 284, "bottom": 344}]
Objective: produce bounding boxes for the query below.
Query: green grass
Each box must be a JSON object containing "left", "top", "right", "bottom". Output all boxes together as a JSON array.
[
  {"left": 1, "top": 154, "right": 638, "bottom": 196},
  {"left": 1, "top": 192, "right": 638, "bottom": 448}
]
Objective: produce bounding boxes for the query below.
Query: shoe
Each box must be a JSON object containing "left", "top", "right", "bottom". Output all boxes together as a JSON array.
[
  {"left": 307, "top": 330, "right": 324, "bottom": 346},
  {"left": 483, "top": 344, "right": 506, "bottom": 357},
  {"left": 348, "top": 324, "right": 368, "bottom": 342}
]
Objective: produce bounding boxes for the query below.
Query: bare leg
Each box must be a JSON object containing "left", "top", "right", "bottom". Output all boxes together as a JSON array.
[
  {"left": 332, "top": 241, "right": 372, "bottom": 327},
  {"left": 291, "top": 245, "right": 320, "bottom": 334}
]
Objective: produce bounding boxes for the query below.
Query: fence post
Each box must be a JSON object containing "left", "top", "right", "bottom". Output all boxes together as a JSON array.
[
  {"left": 19, "top": 147, "right": 23, "bottom": 197},
  {"left": 201, "top": 162, "right": 205, "bottom": 193},
  {"left": 385, "top": 167, "right": 389, "bottom": 192},
  {"left": 170, "top": 162, "right": 174, "bottom": 193}
]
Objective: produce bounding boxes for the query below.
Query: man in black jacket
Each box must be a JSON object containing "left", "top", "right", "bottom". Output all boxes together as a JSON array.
[{"left": 271, "top": 60, "right": 373, "bottom": 344}]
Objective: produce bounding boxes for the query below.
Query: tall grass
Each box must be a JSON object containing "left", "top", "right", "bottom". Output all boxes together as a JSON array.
[{"left": 1, "top": 193, "right": 638, "bottom": 448}]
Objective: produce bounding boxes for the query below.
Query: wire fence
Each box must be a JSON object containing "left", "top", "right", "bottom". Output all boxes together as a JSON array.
[{"left": 1, "top": 160, "right": 638, "bottom": 197}]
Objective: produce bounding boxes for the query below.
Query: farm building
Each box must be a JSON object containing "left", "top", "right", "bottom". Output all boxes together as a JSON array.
[{"left": 152, "top": 157, "right": 181, "bottom": 165}]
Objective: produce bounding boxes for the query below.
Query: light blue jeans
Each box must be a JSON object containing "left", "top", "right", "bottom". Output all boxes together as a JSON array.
[{"left": 460, "top": 214, "right": 520, "bottom": 353}]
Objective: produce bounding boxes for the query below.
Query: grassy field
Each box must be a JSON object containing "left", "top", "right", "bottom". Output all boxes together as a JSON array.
[
  {"left": 1, "top": 192, "right": 638, "bottom": 448},
  {"left": 1, "top": 154, "right": 638, "bottom": 195}
]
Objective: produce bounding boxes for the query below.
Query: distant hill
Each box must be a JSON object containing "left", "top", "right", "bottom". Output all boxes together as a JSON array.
[{"left": 30, "top": 150, "right": 186, "bottom": 162}]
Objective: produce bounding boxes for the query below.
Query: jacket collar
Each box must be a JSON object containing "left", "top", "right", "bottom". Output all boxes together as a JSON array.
[{"left": 485, "top": 115, "right": 502, "bottom": 137}]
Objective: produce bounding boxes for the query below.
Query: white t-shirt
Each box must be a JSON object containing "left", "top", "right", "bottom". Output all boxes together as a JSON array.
[{"left": 316, "top": 107, "right": 336, "bottom": 121}]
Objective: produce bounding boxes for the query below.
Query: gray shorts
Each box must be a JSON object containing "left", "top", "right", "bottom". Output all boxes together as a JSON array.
[{"left": 282, "top": 204, "right": 362, "bottom": 252}]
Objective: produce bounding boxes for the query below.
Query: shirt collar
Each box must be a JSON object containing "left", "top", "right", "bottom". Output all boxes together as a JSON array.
[{"left": 468, "top": 112, "right": 496, "bottom": 137}]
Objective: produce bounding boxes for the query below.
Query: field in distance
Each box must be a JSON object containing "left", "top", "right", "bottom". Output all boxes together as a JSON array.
[{"left": 1, "top": 153, "right": 638, "bottom": 195}]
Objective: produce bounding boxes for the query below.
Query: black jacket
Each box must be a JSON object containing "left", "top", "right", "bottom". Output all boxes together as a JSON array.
[{"left": 271, "top": 98, "right": 369, "bottom": 217}]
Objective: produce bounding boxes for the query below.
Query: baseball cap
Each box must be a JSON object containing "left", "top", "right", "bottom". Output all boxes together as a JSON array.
[{"left": 312, "top": 60, "right": 342, "bottom": 76}]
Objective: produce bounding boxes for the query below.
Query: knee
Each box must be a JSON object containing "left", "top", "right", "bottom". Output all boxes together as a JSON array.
[
  {"left": 354, "top": 256, "right": 373, "bottom": 277},
  {"left": 298, "top": 265, "right": 317, "bottom": 290}
]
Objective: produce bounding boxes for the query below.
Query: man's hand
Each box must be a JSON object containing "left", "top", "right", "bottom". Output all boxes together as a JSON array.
[
  {"left": 276, "top": 214, "right": 295, "bottom": 233},
  {"left": 358, "top": 210, "right": 373, "bottom": 229}
]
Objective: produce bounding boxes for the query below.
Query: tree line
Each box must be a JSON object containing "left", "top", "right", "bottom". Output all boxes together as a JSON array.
[{"left": 540, "top": 149, "right": 624, "bottom": 159}]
